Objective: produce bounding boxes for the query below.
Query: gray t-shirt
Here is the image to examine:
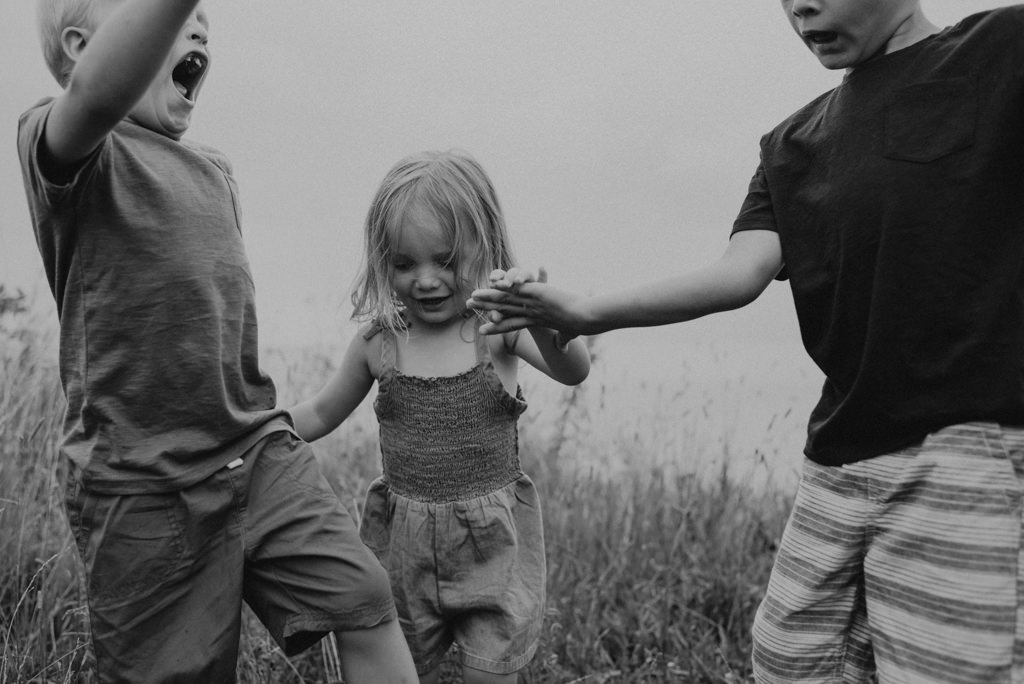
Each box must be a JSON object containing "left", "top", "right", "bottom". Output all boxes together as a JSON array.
[{"left": 18, "top": 99, "right": 286, "bottom": 494}]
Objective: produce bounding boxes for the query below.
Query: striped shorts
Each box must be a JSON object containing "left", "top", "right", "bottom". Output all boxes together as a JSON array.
[{"left": 752, "top": 422, "right": 1024, "bottom": 684}]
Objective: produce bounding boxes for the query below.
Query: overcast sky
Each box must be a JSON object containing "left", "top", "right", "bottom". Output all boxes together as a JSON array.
[{"left": 1, "top": 1, "right": 1012, "bottom": 389}]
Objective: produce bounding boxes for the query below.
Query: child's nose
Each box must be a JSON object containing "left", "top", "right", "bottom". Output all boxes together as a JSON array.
[
  {"left": 187, "top": 16, "right": 209, "bottom": 45},
  {"left": 415, "top": 267, "right": 442, "bottom": 289},
  {"left": 789, "top": 0, "right": 819, "bottom": 18}
]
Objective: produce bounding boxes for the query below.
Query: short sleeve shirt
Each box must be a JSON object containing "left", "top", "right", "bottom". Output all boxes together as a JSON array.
[
  {"left": 732, "top": 7, "right": 1024, "bottom": 465},
  {"left": 18, "top": 99, "right": 286, "bottom": 493}
]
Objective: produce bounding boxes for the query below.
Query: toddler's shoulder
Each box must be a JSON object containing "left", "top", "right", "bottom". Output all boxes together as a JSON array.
[
  {"left": 359, "top": 319, "right": 386, "bottom": 341},
  {"left": 356, "top": 320, "right": 387, "bottom": 376}
]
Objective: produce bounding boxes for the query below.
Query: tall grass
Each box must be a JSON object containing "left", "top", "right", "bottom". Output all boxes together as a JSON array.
[
  {"left": 1, "top": 296, "right": 793, "bottom": 683},
  {"left": 0, "top": 289, "right": 89, "bottom": 683}
]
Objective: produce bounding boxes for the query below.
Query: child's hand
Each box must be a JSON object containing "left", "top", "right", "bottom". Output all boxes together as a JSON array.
[
  {"left": 468, "top": 267, "right": 588, "bottom": 337},
  {"left": 488, "top": 266, "right": 546, "bottom": 291}
]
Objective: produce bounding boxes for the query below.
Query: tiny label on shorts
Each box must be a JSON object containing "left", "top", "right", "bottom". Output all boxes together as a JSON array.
[{"left": 226, "top": 458, "right": 244, "bottom": 470}]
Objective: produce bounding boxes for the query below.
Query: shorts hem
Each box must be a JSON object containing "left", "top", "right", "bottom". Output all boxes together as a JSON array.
[
  {"left": 281, "top": 601, "right": 398, "bottom": 656},
  {"left": 414, "top": 650, "right": 450, "bottom": 677},
  {"left": 459, "top": 640, "right": 537, "bottom": 675}
]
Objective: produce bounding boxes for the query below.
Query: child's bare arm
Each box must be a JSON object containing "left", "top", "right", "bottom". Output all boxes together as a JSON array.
[
  {"left": 482, "top": 267, "right": 590, "bottom": 385},
  {"left": 508, "top": 329, "right": 590, "bottom": 386},
  {"left": 288, "top": 336, "right": 376, "bottom": 443},
  {"left": 469, "top": 230, "right": 783, "bottom": 336},
  {"left": 44, "top": 0, "right": 202, "bottom": 173}
]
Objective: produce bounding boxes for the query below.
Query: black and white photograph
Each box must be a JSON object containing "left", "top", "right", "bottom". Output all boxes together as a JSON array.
[{"left": 1, "top": 1, "right": 1020, "bottom": 681}]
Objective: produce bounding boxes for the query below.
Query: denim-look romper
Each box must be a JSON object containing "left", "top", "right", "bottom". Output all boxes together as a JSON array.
[{"left": 358, "top": 324, "right": 546, "bottom": 676}]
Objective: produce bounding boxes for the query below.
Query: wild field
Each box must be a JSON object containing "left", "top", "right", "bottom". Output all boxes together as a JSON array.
[{"left": 1, "top": 289, "right": 795, "bottom": 683}]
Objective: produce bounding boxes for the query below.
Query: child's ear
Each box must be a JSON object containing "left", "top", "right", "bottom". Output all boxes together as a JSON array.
[{"left": 60, "top": 26, "right": 92, "bottom": 64}]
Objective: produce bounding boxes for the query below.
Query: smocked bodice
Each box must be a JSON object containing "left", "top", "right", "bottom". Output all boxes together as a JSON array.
[{"left": 370, "top": 326, "right": 527, "bottom": 502}]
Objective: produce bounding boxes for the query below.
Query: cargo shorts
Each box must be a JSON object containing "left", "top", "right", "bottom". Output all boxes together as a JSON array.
[{"left": 65, "top": 430, "right": 397, "bottom": 683}]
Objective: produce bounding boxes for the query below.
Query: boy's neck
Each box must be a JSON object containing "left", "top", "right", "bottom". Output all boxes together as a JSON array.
[
  {"left": 850, "top": 9, "right": 940, "bottom": 74},
  {"left": 888, "top": 8, "right": 941, "bottom": 53}
]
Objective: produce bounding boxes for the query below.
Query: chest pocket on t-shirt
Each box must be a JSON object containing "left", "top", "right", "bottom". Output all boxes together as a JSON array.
[{"left": 883, "top": 76, "right": 976, "bottom": 163}]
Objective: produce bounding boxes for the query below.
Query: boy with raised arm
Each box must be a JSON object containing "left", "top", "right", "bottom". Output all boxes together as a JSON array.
[
  {"left": 18, "top": 1, "right": 416, "bottom": 681},
  {"left": 470, "top": 1, "right": 1024, "bottom": 680}
]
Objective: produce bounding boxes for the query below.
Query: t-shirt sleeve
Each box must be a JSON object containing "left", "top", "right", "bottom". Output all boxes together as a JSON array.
[
  {"left": 18, "top": 98, "right": 63, "bottom": 207},
  {"left": 1008, "top": 6, "right": 1024, "bottom": 81},
  {"left": 18, "top": 97, "right": 105, "bottom": 208},
  {"left": 731, "top": 143, "right": 788, "bottom": 280},
  {"left": 731, "top": 156, "right": 776, "bottom": 237}
]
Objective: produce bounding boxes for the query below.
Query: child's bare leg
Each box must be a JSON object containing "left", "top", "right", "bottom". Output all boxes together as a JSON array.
[
  {"left": 462, "top": 668, "right": 518, "bottom": 684},
  {"left": 334, "top": 620, "right": 417, "bottom": 683}
]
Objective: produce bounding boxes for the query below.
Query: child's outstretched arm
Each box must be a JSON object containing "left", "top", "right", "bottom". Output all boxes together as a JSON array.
[
  {"left": 44, "top": 0, "right": 203, "bottom": 174},
  {"left": 508, "top": 328, "right": 591, "bottom": 386},
  {"left": 483, "top": 267, "right": 590, "bottom": 385},
  {"left": 468, "top": 229, "right": 783, "bottom": 338},
  {"left": 288, "top": 335, "right": 376, "bottom": 443}
]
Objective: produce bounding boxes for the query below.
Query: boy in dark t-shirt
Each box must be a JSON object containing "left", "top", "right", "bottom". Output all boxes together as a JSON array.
[
  {"left": 17, "top": 1, "right": 416, "bottom": 681},
  {"left": 469, "top": 1, "right": 1024, "bottom": 680}
]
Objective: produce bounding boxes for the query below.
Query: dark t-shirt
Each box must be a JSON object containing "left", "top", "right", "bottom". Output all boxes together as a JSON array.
[
  {"left": 18, "top": 99, "right": 286, "bottom": 493},
  {"left": 733, "top": 7, "right": 1024, "bottom": 465}
]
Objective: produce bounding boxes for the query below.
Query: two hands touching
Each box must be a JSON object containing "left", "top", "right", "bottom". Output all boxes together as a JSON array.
[
  {"left": 467, "top": 267, "right": 589, "bottom": 346},
  {"left": 467, "top": 230, "right": 785, "bottom": 341}
]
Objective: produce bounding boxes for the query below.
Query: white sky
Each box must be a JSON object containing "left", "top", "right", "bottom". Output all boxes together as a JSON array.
[{"left": 1, "top": 2, "right": 1013, "bottom": 422}]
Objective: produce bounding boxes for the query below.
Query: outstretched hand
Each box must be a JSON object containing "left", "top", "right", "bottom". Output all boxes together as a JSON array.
[{"left": 467, "top": 267, "right": 587, "bottom": 341}]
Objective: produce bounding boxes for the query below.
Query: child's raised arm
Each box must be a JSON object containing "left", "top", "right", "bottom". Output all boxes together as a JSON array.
[
  {"left": 45, "top": 0, "right": 203, "bottom": 173},
  {"left": 288, "top": 334, "right": 377, "bottom": 443},
  {"left": 469, "top": 229, "right": 783, "bottom": 338},
  {"left": 506, "top": 327, "right": 591, "bottom": 386},
  {"left": 482, "top": 267, "right": 590, "bottom": 386}
]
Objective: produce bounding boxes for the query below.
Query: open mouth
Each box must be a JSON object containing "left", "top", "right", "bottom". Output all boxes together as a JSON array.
[
  {"left": 804, "top": 30, "right": 839, "bottom": 45},
  {"left": 417, "top": 296, "right": 449, "bottom": 308},
  {"left": 172, "top": 52, "right": 208, "bottom": 102}
]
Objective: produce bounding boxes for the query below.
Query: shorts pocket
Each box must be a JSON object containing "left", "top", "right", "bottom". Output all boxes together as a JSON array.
[
  {"left": 73, "top": 490, "right": 186, "bottom": 602},
  {"left": 358, "top": 478, "right": 395, "bottom": 560},
  {"left": 884, "top": 77, "right": 976, "bottom": 163}
]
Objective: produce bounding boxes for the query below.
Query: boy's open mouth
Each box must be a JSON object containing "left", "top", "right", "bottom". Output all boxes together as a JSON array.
[
  {"left": 804, "top": 30, "right": 839, "bottom": 45},
  {"left": 172, "top": 52, "right": 208, "bottom": 101}
]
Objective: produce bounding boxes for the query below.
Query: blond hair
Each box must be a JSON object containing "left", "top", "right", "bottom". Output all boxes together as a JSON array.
[
  {"left": 37, "top": 0, "right": 104, "bottom": 87},
  {"left": 352, "top": 150, "right": 516, "bottom": 335}
]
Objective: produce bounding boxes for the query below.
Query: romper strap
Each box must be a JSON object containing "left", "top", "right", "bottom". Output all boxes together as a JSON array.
[
  {"left": 362, "top": 320, "right": 396, "bottom": 399},
  {"left": 361, "top": 319, "right": 384, "bottom": 341},
  {"left": 360, "top": 320, "right": 395, "bottom": 371},
  {"left": 474, "top": 324, "right": 490, "bottom": 364},
  {"left": 378, "top": 328, "right": 396, "bottom": 380}
]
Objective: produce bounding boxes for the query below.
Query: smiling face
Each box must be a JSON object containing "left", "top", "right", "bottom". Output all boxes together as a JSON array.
[
  {"left": 125, "top": 4, "right": 211, "bottom": 139},
  {"left": 388, "top": 202, "right": 475, "bottom": 330},
  {"left": 780, "top": 0, "right": 931, "bottom": 71}
]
